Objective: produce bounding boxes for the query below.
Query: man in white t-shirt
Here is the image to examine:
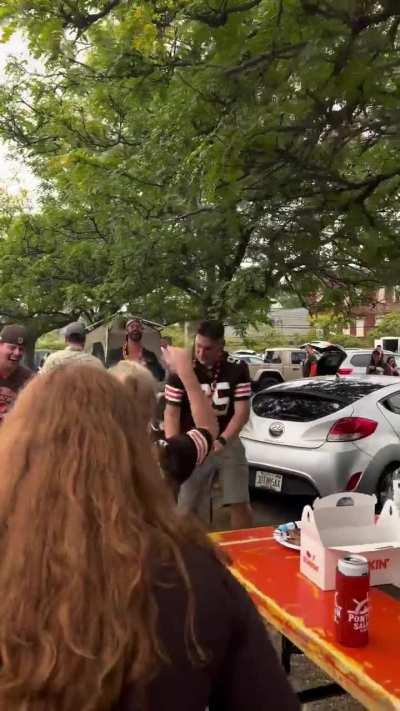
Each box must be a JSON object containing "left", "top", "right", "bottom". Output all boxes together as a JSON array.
[{"left": 41, "top": 322, "right": 104, "bottom": 373}]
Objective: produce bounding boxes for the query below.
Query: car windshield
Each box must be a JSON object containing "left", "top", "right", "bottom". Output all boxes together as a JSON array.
[{"left": 253, "top": 380, "right": 386, "bottom": 422}]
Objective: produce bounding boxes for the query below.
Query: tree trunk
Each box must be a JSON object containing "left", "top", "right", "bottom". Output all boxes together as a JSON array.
[{"left": 24, "top": 332, "right": 37, "bottom": 370}]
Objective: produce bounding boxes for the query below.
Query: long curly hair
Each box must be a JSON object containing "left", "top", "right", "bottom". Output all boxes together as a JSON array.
[{"left": 0, "top": 366, "right": 214, "bottom": 710}]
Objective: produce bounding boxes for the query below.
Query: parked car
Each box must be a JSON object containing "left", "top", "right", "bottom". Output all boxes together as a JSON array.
[
  {"left": 241, "top": 375, "right": 400, "bottom": 508},
  {"left": 256, "top": 345, "right": 400, "bottom": 387},
  {"left": 231, "top": 349, "right": 258, "bottom": 358},
  {"left": 232, "top": 355, "right": 265, "bottom": 379},
  {"left": 337, "top": 349, "right": 400, "bottom": 377},
  {"left": 251, "top": 346, "right": 346, "bottom": 391}
]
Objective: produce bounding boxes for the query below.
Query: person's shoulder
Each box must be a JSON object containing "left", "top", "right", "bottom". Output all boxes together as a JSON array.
[
  {"left": 165, "top": 371, "right": 184, "bottom": 389},
  {"left": 45, "top": 349, "right": 66, "bottom": 363},
  {"left": 224, "top": 352, "right": 248, "bottom": 370},
  {"left": 39, "top": 349, "right": 67, "bottom": 373},
  {"left": 143, "top": 347, "right": 157, "bottom": 359},
  {"left": 180, "top": 543, "right": 230, "bottom": 590},
  {"left": 79, "top": 351, "right": 104, "bottom": 364},
  {"left": 224, "top": 351, "right": 242, "bottom": 366},
  {"left": 43, "top": 349, "right": 63, "bottom": 361},
  {"left": 14, "top": 364, "right": 34, "bottom": 384},
  {"left": 19, "top": 364, "right": 34, "bottom": 379},
  {"left": 180, "top": 543, "right": 255, "bottom": 619},
  {"left": 223, "top": 353, "right": 250, "bottom": 381}
]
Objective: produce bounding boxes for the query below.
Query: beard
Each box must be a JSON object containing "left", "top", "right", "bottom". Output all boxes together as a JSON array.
[{"left": 128, "top": 332, "right": 142, "bottom": 343}]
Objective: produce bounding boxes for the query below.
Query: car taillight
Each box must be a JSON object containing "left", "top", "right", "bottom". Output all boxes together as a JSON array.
[
  {"left": 337, "top": 367, "right": 353, "bottom": 375},
  {"left": 327, "top": 417, "right": 377, "bottom": 442},
  {"left": 345, "top": 472, "right": 362, "bottom": 491}
]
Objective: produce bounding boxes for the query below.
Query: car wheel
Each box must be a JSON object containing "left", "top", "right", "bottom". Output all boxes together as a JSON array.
[
  {"left": 255, "top": 376, "right": 281, "bottom": 391},
  {"left": 376, "top": 463, "right": 400, "bottom": 511}
]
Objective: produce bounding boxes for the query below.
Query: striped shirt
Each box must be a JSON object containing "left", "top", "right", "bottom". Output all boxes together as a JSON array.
[
  {"left": 165, "top": 352, "right": 251, "bottom": 434},
  {"left": 157, "top": 428, "right": 213, "bottom": 486}
]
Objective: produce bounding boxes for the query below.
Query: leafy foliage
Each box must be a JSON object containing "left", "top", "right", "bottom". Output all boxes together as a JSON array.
[
  {"left": 371, "top": 311, "right": 400, "bottom": 338},
  {"left": 0, "top": 0, "right": 399, "bottom": 330}
]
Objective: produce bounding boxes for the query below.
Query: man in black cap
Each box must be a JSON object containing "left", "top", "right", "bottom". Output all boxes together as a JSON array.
[
  {"left": 0, "top": 324, "right": 32, "bottom": 423},
  {"left": 41, "top": 321, "right": 103, "bottom": 373}
]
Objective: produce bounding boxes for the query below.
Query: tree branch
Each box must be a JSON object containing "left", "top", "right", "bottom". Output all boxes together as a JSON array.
[
  {"left": 225, "top": 43, "right": 307, "bottom": 77},
  {"left": 188, "top": 0, "right": 262, "bottom": 27}
]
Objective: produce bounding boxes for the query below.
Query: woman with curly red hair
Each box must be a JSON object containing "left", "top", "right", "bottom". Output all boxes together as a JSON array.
[{"left": 0, "top": 366, "right": 298, "bottom": 710}]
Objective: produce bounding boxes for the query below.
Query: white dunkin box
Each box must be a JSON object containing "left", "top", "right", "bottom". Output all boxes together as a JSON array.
[{"left": 300, "top": 489, "right": 400, "bottom": 591}]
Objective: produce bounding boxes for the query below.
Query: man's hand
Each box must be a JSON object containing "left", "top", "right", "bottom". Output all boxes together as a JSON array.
[
  {"left": 162, "top": 346, "right": 193, "bottom": 379},
  {"left": 213, "top": 439, "right": 225, "bottom": 453}
]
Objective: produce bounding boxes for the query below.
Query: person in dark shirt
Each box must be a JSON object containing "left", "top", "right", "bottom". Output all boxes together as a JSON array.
[
  {"left": 110, "top": 348, "right": 218, "bottom": 494},
  {"left": 107, "top": 318, "right": 165, "bottom": 381},
  {"left": 0, "top": 324, "right": 32, "bottom": 423},
  {"left": 165, "top": 320, "right": 253, "bottom": 529},
  {"left": 367, "top": 345, "right": 385, "bottom": 374},
  {"left": 384, "top": 355, "right": 399, "bottom": 376},
  {"left": 0, "top": 365, "right": 299, "bottom": 711}
]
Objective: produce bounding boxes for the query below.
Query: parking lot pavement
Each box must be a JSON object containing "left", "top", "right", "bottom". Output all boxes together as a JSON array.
[
  {"left": 211, "top": 489, "right": 314, "bottom": 531},
  {"left": 212, "top": 490, "right": 365, "bottom": 710}
]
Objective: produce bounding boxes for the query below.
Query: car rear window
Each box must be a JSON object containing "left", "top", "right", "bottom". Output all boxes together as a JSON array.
[
  {"left": 350, "top": 353, "right": 371, "bottom": 367},
  {"left": 253, "top": 381, "right": 386, "bottom": 422}
]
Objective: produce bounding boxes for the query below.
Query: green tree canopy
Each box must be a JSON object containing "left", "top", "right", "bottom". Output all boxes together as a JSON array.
[
  {"left": 372, "top": 311, "right": 400, "bottom": 338},
  {"left": 0, "top": 0, "right": 399, "bottom": 327}
]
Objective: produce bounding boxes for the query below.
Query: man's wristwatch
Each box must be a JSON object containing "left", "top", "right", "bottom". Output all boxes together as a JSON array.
[{"left": 217, "top": 436, "right": 227, "bottom": 446}]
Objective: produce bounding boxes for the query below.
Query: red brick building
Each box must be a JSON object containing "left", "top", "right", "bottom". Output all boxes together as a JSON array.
[{"left": 344, "top": 288, "right": 400, "bottom": 337}]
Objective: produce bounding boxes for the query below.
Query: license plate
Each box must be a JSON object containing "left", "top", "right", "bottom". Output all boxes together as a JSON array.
[{"left": 255, "top": 470, "right": 283, "bottom": 492}]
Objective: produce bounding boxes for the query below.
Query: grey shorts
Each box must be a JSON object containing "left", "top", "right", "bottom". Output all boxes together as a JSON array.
[{"left": 178, "top": 437, "right": 250, "bottom": 515}]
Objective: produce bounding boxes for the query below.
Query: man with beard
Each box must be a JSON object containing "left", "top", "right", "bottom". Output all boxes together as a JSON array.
[
  {"left": 0, "top": 324, "right": 32, "bottom": 424},
  {"left": 110, "top": 318, "right": 165, "bottom": 381}
]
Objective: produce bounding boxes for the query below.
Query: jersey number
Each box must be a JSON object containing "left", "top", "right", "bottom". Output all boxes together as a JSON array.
[{"left": 201, "top": 382, "right": 230, "bottom": 416}]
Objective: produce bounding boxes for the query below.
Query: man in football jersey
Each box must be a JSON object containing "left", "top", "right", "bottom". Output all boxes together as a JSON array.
[{"left": 164, "top": 320, "right": 253, "bottom": 529}]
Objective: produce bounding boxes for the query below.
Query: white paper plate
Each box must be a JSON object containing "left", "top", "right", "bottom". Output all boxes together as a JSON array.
[{"left": 273, "top": 521, "right": 301, "bottom": 551}]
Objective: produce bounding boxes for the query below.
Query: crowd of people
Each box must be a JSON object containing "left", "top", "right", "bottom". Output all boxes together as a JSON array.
[
  {"left": 301, "top": 343, "right": 400, "bottom": 378},
  {"left": 367, "top": 344, "right": 400, "bottom": 375},
  {"left": 0, "top": 318, "right": 299, "bottom": 710}
]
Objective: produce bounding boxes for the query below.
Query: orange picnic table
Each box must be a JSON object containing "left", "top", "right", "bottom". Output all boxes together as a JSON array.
[{"left": 213, "top": 526, "right": 400, "bottom": 710}]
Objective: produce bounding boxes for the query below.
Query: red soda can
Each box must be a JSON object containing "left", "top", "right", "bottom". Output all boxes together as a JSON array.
[{"left": 334, "top": 555, "right": 369, "bottom": 647}]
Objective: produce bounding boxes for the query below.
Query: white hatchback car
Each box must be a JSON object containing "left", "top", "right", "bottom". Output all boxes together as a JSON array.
[
  {"left": 241, "top": 375, "right": 400, "bottom": 508},
  {"left": 337, "top": 349, "right": 400, "bottom": 376}
]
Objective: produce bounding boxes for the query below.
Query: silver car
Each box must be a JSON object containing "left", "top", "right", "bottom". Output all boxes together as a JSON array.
[{"left": 241, "top": 375, "right": 400, "bottom": 508}]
